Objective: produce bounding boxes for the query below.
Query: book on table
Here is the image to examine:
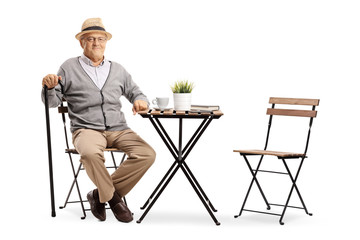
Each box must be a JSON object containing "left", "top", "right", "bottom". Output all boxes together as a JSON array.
[{"left": 190, "top": 105, "right": 220, "bottom": 112}]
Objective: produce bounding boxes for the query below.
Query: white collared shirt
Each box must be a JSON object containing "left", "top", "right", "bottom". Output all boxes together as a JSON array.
[{"left": 79, "top": 54, "right": 111, "bottom": 90}]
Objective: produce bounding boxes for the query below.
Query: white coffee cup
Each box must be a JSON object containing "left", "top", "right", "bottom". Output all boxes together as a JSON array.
[{"left": 152, "top": 97, "right": 169, "bottom": 110}]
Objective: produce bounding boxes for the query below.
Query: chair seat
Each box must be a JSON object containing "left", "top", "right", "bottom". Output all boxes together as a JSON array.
[
  {"left": 65, "top": 148, "right": 122, "bottom": 154},
  {"left": 233, "top": 149, "right": 305, "bottom": 158}
]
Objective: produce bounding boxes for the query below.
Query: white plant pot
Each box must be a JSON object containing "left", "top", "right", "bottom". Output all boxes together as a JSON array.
[{"left": 173, "top": 93, "right": 192, "bottom": 111}]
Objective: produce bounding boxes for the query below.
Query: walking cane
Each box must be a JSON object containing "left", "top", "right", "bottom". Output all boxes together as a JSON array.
[{"left": 44, "top": 85, "right": 56, "bottom": 217}]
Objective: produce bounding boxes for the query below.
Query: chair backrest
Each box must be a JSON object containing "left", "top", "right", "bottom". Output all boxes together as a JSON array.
[
  {"left": 267, "top": 97, "right": 319, "bottom": 118},
  {"left": 264, "top": 97, "right": 320, "bottom": 155},
  {"left": 57, "top": 99, "right": 71, "bottom": 150}
]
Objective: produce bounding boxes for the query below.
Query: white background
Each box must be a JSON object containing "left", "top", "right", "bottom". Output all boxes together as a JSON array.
[{"left": 1, "top": 0, "right": 359, "bottom": 239}]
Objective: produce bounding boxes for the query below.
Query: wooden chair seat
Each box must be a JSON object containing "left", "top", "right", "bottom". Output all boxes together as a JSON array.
[
  {"left": 65, "top": 148, "right": 122, "bottom": 154},
  {"left": 233, "top": 149, "right": 305, "bottom": 158}
]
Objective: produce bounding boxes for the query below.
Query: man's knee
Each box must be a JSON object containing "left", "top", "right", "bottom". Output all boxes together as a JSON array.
[
  {"left": 80, "top": 148, "right": 105, "bottom": 164},
  {"left": 144, "top": 145, "right": 156, "bottom": 167}
]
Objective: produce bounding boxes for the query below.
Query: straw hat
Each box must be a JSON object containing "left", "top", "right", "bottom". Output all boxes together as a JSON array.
[{"left": 75, "top": 18, "right": 112, "bottom": 40}]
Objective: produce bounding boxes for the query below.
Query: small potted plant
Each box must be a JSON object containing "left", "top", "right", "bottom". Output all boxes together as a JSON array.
[{"left": 171, "top": 80, "right": 195, "bottom": 111}]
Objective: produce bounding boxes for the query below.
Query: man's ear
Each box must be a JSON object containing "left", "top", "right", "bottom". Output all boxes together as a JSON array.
[{"left": 79, "top": 40, "right": 84, "bottom": 49}]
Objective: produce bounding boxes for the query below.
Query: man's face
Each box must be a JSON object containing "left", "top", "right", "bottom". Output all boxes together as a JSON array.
[{"left": 80, "top": 33, "right": 108, "bottom": 62}]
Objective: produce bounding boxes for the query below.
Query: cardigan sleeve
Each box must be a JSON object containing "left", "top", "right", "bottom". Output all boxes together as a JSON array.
[{"left": 123, "top": 71, "right": 149, "bottom": 106}]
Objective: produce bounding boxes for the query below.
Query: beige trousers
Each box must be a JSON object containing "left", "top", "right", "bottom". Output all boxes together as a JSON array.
[{"left": 72, "top": 128, "right": 156, "bottom": 203}]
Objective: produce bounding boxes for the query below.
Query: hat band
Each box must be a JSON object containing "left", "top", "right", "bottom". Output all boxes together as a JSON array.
[{"left": 82, "top": 26, "right": 106, "bottom": 32}]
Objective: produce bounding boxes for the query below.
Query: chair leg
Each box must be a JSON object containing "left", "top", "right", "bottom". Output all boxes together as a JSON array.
[
  {"left": 235, "top": 154, "right": 270, "bottom": 218},
  {"left": 61, "top": 151, "right": 128, "bottom": 219},
  {"left": 60, "top": 154, "right": 86, "bottom": 219},
  {"left": 59, "top": 163, "right": 80, "bottom": 208},
  {"left": 279, "top": 158, "right": 312, "bottom": 225},
  {"left": 235, "top": 154, "right": 313, "bottom": 224}
]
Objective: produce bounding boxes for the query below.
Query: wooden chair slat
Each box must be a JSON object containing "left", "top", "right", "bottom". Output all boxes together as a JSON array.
[
  {"left": 267, "top": 108, "right": 317, "bottom": 118},
  {"left": 233, "top": 149, "right": 305, "bottom": 158},
  {"left": 66, "top": 148, "right": 122, "bottom": 154},
  {"left": 65, "top": 148, "right": 78, "bottom": 154},
  {"left": 105, "top": 148, "right": 122, "bottom": 152},
  {"left": 58, "top": 106, "right": 68, "bottom": 113},
  {"left": 269, "top": 97, "right": 319, "bottom": 106}
]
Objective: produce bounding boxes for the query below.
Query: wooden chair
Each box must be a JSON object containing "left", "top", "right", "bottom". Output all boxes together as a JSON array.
[
  {"left": 57, "top": 98, "right": 128, "bottom": 219},
  {"left": 233, "top": 97, "right": 319, "bottom": 225}
]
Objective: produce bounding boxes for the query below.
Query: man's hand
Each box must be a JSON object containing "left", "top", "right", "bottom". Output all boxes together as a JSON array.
[
  {"left": 42, "top": 74, "right": 62, "bottom": 89},
  {"left": 132, "top": 100, "right": 148, "bottom": 115}
]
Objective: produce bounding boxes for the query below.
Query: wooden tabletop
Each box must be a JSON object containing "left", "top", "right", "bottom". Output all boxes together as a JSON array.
[{"left": 138, "top": 109, "right": 224, "bottom": 118}]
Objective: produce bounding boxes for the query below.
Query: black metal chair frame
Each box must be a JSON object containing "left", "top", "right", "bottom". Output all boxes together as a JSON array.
[
  {"left": 58, "top": 106, "right": 127, "bottom": 219},
  {"left": 44, "top": 84, "right": 127, "bottom": 219},
  {"left": 234, "top": 97, "right": 319, "bottom": 225}
]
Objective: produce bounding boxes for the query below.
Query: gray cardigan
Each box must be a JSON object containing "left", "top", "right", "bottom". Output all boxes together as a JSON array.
[{"left": 42, "top": 57, "right": 149, "bottom": 132}]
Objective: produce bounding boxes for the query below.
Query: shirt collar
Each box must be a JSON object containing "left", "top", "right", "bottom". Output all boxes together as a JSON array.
[{"left": 80, "top": 54, "right": 107, "bottom": 67}]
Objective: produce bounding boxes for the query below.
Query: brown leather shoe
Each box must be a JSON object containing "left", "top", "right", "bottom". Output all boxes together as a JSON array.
[
  {"left": 87, "top": 189, "right": 106, "bottom": 221},
  {"left": 110, "top": 199, "right": 133, "bottom": 223}
]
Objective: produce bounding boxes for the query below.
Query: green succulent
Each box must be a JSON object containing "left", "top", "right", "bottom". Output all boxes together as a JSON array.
[{"left": 171, "top": 80, "right": 195, "bottom": 93}]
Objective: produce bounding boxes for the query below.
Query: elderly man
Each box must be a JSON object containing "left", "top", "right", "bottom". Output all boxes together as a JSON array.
[{"left": 41, "top": 18, "right": 156, "bottom": 223}]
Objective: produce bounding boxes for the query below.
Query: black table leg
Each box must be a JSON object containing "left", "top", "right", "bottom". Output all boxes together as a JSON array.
[
  {"left": 139, "top": 161, "right": 177, "bottom": 210},
  {"left": 137, "top": 116, "right": 220, "bottom": 225}
]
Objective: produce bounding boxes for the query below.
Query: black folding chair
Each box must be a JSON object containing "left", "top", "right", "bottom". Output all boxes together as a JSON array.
[
  {"left": 44, "top": 84, "right": 127, "bottom": 219},
  {"left": 233, "top": 97, "right": 319, "bottom": 225}
]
